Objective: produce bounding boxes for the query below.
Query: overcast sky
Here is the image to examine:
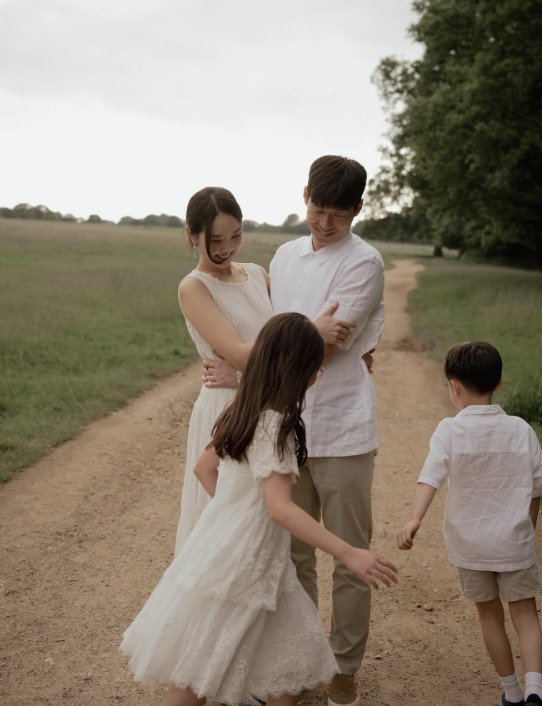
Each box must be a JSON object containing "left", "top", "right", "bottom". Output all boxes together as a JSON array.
[{"left": 0, "top": 0, "right": 421, "bottom": 224}]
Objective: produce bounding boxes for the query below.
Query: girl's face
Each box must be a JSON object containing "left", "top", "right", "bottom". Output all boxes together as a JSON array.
[{"left": 193, "top": 212, "right": 243, "bottom": 269}]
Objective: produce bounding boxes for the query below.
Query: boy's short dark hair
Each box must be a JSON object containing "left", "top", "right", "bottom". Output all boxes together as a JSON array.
[
  {"left": 444, "top": 341, "right": 502, "bottom": 394},
  {"left": 307, "top": 155, "right": 367, "bottom": 211}
]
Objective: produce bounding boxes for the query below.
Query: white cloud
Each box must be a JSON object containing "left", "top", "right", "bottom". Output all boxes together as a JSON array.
[{"left": 0, "top": 0, "right": 421, "bottom": 223}]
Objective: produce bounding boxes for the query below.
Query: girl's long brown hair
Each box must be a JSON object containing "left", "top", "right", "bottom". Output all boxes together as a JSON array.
[{"left": 212, "top": 313, "right": 325, "bottom": 466}]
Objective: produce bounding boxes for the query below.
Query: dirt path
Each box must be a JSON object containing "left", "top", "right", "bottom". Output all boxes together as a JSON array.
[{"left": 1, "top": 260, "right": 537, "bottom": 706}]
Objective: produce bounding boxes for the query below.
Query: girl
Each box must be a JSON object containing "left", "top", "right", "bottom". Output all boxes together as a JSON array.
[{"left": 120, "top": 313, "right": 397, "bottom": 706}]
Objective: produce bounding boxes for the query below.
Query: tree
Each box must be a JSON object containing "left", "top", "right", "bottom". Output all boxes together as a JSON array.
[
  {"left": 372, "top": 0, "right": 542, "bottom": 265},
  {"left": 282, "top": 213, "right": 300, "bottom": 229}
]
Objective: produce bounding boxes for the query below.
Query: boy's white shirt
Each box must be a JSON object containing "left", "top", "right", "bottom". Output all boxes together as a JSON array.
[
  {"left": 418, "top": 404, "right": 542, "bottom": 571},
  {"left": 269, "top": 232, "right": 384, "bottom": 457}
]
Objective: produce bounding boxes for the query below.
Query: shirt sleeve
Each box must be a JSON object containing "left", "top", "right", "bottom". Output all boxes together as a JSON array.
[
  {"left": 417, "top": 420, "right": 452, "bottom": 490},
  {"left": 247, "top": 411, "right": 299, "bottom": 480},
  {"left": 528, "top": 426, "right": 542, "bottom": 497},
  {"left": 323, "top": 254, "right": 385, "bottom": 353}
]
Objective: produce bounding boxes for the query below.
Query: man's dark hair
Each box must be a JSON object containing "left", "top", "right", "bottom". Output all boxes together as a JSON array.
[
  {"left": 307, "top": 155, "right": 367, "bottom": 211},
  {"left": 444, "top": 341, "right": 502, "bottom": 394}
]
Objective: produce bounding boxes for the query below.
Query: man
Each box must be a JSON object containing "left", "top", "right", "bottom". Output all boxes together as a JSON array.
[
  {"left": 269, "top": 155, "right": 384, "bottom": 706},
  {"left": 204, "top": 155, "right": 384, "bottom": 706}
]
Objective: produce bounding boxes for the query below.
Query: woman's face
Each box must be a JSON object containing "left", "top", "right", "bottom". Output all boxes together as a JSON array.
[{"left": 194, "top": 212, "right": 243, "bottom": 268}]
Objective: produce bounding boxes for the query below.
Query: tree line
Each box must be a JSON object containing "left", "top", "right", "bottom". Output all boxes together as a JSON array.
[
  {"left": 0, "top": 204, "right": 311, "bottom": 234},
  {"left": 368, "top": 0, "right": 541, "bottom": 266},
  {"left": 0, "top": 204, "right": 185, "bottom": 228}
]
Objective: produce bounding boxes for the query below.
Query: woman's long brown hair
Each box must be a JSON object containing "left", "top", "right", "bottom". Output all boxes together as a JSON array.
[{"left": 212, "top": 313, "right": 325, "bottom": 466}]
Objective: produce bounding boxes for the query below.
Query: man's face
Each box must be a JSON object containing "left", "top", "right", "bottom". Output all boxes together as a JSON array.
[{"left": 304, "top": 188, "right": 362, "bottom": 251}]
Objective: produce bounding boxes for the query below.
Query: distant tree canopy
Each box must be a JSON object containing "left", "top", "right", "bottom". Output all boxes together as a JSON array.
[
  {"left": 370, "top": 0, "right": 542, "bottom": 265},
  {"left": 0, "top": 203, "right": 80, "bottom": 223},
  {"left": 0, "top": 205, "right": 183, "bottom": 228},
  {"left": 0, "top": 204, "right": 309, "bottom": 235},
  {"left": 118, "top": 214, "right": 184, "bottom": 228},
  {"left": 242, "top": 217, "right": 309, "bottom": 235}
]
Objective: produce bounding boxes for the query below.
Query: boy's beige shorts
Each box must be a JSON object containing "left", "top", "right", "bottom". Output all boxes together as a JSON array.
[{"left": 457, "top": 564, "right": 542, "bottom": 603}]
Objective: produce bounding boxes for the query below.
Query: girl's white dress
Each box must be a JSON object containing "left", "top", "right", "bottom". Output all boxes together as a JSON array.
[
  {"left": 120, "top": 411, "right": 338, "bottom": 704},
  {"left": 175, "top": 263, "right": 273, "bottom": 555}
]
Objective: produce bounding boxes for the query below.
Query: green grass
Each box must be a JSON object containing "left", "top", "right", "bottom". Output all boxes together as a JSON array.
[
  {"left": 0, "top": 219, "right": 291, "bottom": 481},
  {"left": 0, "top": 218, "right": 457, "bottom": 482},
  {"left": 409, "top": 258, "right": 542, "bottom": 436}
]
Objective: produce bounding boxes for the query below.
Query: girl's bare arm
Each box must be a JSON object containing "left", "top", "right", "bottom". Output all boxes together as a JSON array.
[
  {"left": 193, "top": 446, "right": 220, "bottom": 497},
  {"left": 262, "top": 472, "right": 397, "bottom": 590}
]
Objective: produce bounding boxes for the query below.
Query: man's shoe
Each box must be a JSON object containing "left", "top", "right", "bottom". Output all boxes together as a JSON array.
[
  {"left": 525, "top": 695, "right": 542, "bottom": 706},
  {"left": 502, "top": 695, "right": 525, "bottom": 706},
  {"left": 328, "top": 674, "right": 360, "bottom": 706}
]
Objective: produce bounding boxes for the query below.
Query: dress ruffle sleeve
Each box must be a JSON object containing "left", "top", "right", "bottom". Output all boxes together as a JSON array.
[{"left": 247, "top": 410, "right": 299, "bottom": 480}]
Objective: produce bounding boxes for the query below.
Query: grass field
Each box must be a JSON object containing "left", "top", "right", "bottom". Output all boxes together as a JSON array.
[
  {"left": 409, "top": 258, "right": 542, "bottom": 436},
  {"left": 1, "top": 218, "right": 433, "bottom": 481}
]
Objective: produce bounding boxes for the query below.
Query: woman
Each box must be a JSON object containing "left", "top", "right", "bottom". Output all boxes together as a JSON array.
[{"left": 175, "top": 187, "right": 353, "bottom": 554}]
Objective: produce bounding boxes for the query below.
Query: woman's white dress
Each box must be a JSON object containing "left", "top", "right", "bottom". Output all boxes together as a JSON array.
[
  {"left": 120, "top": 411, "right": 338, "bottom": 704},
  {"left": 175, "top": 263, "right": 273, "bottom": 555}
]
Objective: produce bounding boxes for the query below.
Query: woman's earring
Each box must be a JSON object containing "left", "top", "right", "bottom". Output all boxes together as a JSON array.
[{"left": 191, "top": 242, "right": 198, "bottom": 259}]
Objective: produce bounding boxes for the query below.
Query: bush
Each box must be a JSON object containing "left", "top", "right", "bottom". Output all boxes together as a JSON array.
[{"left": 500, "top": 377, "right": 542, "bottom": 426}]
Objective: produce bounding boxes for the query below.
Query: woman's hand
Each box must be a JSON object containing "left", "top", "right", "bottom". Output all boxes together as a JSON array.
[
  {"left": 341, "top": 546, "right": 398, "bottom": 589},
  {"left": 202, "top": 358, "right": 239, "bottom": 388},
  {"left": 313, "top": 302, "right": 356, "bottom": 345}
]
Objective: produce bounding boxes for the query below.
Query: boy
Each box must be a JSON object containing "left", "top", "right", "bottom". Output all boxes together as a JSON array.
[{"left": 397, "top": 341, "right": 542, "bottom": 706}]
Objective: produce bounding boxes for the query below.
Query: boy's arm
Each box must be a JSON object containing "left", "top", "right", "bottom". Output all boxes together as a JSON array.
[
  {"left": 397, "top": 483, "right": 437, "bottom": 549},
  {"left": 193, "top": 446, "right": 219, "bottom": 497},
  {"left": 397, "top": 420, "right": 451, "bottom": 550}
]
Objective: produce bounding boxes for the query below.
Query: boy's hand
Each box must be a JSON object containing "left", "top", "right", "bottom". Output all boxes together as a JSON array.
[
  {"left": 342, "top": 547, "right": 398, "bottom": 589},
  {"left": 396, "top": 520, "right": 421, "bottom": 550}
]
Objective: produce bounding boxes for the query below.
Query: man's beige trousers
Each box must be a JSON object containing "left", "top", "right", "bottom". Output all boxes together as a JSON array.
[{"left": 291, "top": 452, "right": 375, "bottom": 675}]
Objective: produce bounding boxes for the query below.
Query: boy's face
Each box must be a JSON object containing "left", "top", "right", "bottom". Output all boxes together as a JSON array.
[{"left": 304, "top": 187, "right": 362, "bottom": 251}]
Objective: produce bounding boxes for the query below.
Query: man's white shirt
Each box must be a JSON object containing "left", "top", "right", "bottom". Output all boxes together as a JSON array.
[
  {"left": 269, "top": 232, "right": 384, "bottom": 457},
  {"left": 418, "top": 405, "right": 542, "bottom": 571}
]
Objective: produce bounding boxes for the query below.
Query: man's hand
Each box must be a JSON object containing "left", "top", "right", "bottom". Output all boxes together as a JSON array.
[
  {"left": 202, "top": 357, "right": 238, "bottom": 388},
  {"left": 362, "top": 348, "right": 375, "bottom": 374},
  {"left": 314, "top": 302, "right": 356, "bottom": 345},
  {"left": 396, "top": 519, "right": 421, "bottom": 550}
]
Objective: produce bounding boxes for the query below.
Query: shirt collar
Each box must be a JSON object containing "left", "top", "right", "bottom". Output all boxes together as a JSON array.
[
  {"left": 456, "top": 404, "right": 505, "bottom": 418},
  {"left": 297, "top": 232, "right": 354, "bottom": 261}
]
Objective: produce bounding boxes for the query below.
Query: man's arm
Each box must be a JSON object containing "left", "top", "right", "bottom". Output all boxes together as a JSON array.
[
  {"left": 202, "top": 303, "right": 357, "bottom": 387},
  {"left": 323, "top": 254, "right": 385, "bottom": 353}
]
